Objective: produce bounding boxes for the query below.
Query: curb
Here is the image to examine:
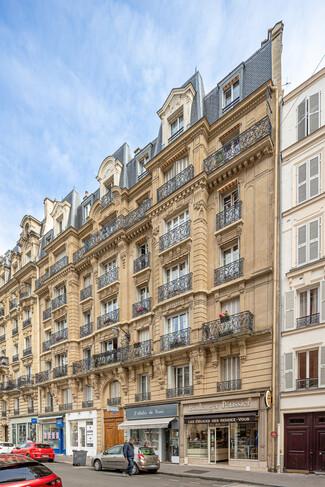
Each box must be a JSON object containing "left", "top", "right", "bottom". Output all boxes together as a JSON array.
[{"left": 158, "top": 470, "right": 286, "bottom": 487}]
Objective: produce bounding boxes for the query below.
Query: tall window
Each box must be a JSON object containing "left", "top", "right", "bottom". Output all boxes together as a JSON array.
[
  {"left": 165, "top": 157, "right": 189, "bottom": 182},
  {"left": 170, "top": 113, "right": 184, "bottom": 139},
  {"left": 221, "top": 299, "right": 240, "bottom": 316},
  {"left": 222, "top": 243, "right": 239, "bottom": 266},
  {"left": 297, "top": 220, "right": 319, "bottom": 266},
  {"left": 297, "top": 156, "right": 320, "bottom": 204},
  {"left": 166, "top": 261, "right": 188, "bottom": 283},
  {"left": 138, "top": 374, "right": 149, "bottom": 394},
  {"left": 299, "top": 288, "right": 318, "bottom": 318},
  {"left": 83, "top": 348, "right": 92, "bottom": 360},
  {"left": 297, "top": 93, "right": 320, "bottom": 141},
  {"left": 101, "top": 339, "right": 117, "bottom": 353},
  {"left": 84, "top": 203, "right": 91, "bottom": 219},
  {"left": 57, "top": 218, "right": 63, "bottom": 234},
  {"left": 222, "top": 356, "right": 240, "bottom": 382},
  {"left": 297, "top": 350, "right": 318, "bottom": 389},
  {"left": 222, "top": 188, "right": 239, "bottom": 210},
  {"left": 174, "top": 365, "right": 190, "bottom": 389},
  {"left": 110, "top": 381, "right": 120, "bottom": 399},
  {"left": 46, "top": 393, "right": 53, "bottom": 408},
  {"left": 0, "top": 326, "right": 5, "bottom": 338},
  {"left": 83, "top": 311, "right": 91, "bottom": 324},
  {"left": 55, "top": 285, "right": 66, "bottom": 297},
  {"left": 84, "top": 275, "right": 92, "bottom": 287},
  {"left": 14, "top": 398, "right": 19, "bottom": 412},
  {"left": 137, "top": 241, "right": 148, "bottom": 257},
  {"left": 137, "top": 286, "right": 149, "bottom": 302},
  {"left": 24, "top": 336, "right": 31, "bottom": 350},
  {"left": 166, "top": 312, "right": 188, "bottom": 334},
  {"left": 138, "top": 328, "right": 149, "bottom": 342},
  {"left": 102, "top": 298, "right": 117, "bottom": 314},
  {"left": 63, "top": 388, "right": 72, "bottom": 405},
  {"left": 138, "top": 154, "right": 149, "bottom": 177},
  {"left": 223, "top": 80, "right": 240, "bottom": 111},
  {"left": 101, "top": 259, "right": 116, "bottom": 275},
  {"left": 55, "top": 319, "right": 66, "bottom": 332},
  {"left": 166, "top": 210, "right": 189, "bottom": 233},
  {"left": 84, "top": 385, "right": 93, "bottom": 401},
  {"left": 56, "top": 354, "right": 67, "bottom": 367}
]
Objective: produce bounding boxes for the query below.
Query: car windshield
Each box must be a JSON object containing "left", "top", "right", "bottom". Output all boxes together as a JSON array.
[
  {"left": 34, "top": 444, "right": 51, "bottom": 449},
  {"left": 139, "top": 447, "right": 156, "bottom": 455},
  {"left": 0, "top": 463, "right": 52, "bottom": 482}
]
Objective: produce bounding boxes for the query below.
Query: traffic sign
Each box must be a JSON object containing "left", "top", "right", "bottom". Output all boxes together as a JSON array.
[{"left": 271, "top": 431, "right": 277, "bottom": 438}]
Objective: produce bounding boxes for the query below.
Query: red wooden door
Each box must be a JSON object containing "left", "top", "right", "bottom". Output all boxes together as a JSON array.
[{"left": 315, "top": 413, "right": 325, "bottom": 472}]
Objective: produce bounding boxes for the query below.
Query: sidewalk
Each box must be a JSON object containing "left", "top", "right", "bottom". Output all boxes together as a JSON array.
[{"left": 55, "top": 455, "right": 325, "bottom": 487}]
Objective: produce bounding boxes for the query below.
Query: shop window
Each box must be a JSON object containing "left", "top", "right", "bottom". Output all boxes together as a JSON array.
[
  {"left": 230, "top": 422, "right": 258, "bottom": 460},
  {"left": 86, "top": 421, "right": 94, "bottom": 447},
  {"left": 186, "top": 424, "right": 208, "bottom": 458},
  {"left": 43, "top": 423, "right": 59, "bottom": 450},
  {"left": 130, "top": 429, "right": 160, "bottom": 454}
]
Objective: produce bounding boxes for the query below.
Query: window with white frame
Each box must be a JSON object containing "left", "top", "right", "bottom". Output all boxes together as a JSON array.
[
  {"left": 84, "top": 385, "right": 93, "bottom": 401},
  {"left": 221, "top": 299, "right": 240, "bottom": 316},
  {"left": 222, "top": 356, "right": 240, "bottom": 382},
  {"left": 222, "top": 188, "right": 239, "bottom": 210},
  {"left": 297, "top": 349, "right": 319, "bottom": 389},
  {"left": 55, "top": 285, "right": 66, "bottom": 297},
  {"left": 83, "top": 311, "right": 91, "bottom": 324},
  {"left": 297, "top": 93, "right": 320, "bottom": 141},
  {"left": 57, "top": 218, "right": 63, "bottom": 234},
  {"left": 13, "top": 344, "right": 18, "bottom": 356},
  {"left": 63, "top": 388, "right": 72, "bottom": 405},
  {"left": 138, "top": 374, "right": 149, "bottom": 394},
  {"left": 137, "top": 240, "right": 148, "bottom": 257},
  {"left": 299, "top": 287, "right": 319, "bottom": 318},
  {"left": 83, "top": 348, "right": 92, "bottom": 360},
  {"left": 24, "top": 336, "right": 31, "bottom": 349},
  {"left": 0, "top": 326, "right": 5, "bottom": 338},
  {"left": 165, "top": 312, "right": 189, "bottom": 334},
  {"left": 56, "top": 353, "right": 67, "bottom": 367},
  {"left": 110, "top": 381, "right": 120, "bottom": 399},
  {"left": 223, "top": 79, "right": 240, "bottom": 111},
  {"left": 165, "top": 261, "right": 188, "bottom": 283},
  {"left": 138, "top": 328, "right": 149, "bottom": 342},
  {"left": 2, "top": 400, "right": 6, "bottom": 413},
  {"left": 165, "top": 157, "right": 189, "bottom": 182},
  {"left": 14, "top": 398, "right": 19, "bottom": 412},
  {"left": 101, "top": 339, "right": 117, "bottom": 353},
  {"left": 23, "top": 309, "right": 31, "bottom": 320},
  {"left": 45, "top": 330, "right": 51, "bottom": 342},
  {"left": 102, "top": 298, "right": 117, "bottom": 314},
  {"left": 170, "top": 365, "right": 191, "bottom": 390},
  {"left": 46, "top": 393, "right": 53, "bottom": 408},
  {"left": 137, "top": 286, "right": 149, "bottom": 302},
  {"left": 55, "top": 319, "right": 66, "bottom": 332},
  {"left": 101, "top": 259, "right": 116, "bottom": 275},
  {"left": 297, "top": 219, "right": 319, "bottom": 266},
  {"left": 283, "top": 346, "right": 325, "bottom": 391},
  {"left": 166, "top": 210, "right": 189, "bottom": 233},
  {"left": 25, "top": 366, "right": 32, "bottom": 378},
  {"left": 170, "top": 113, "right": 184, "bottom": 139},
  {"left": 222, "top": 242, "right": 239, "bottom": 266},
  {"left": 45, "top": 361, "right": 52, "bottom": 371},
  {"left": 28, "top": 396, "right": 34, "bottom": 409},
  {"left": 138, "top": 154, "right": 149, "bottom": 176},
  {"left": 84, "top": 274, "right": 92, "bottom": 287},
  {"left": 297, "top": 156, "right": 320, "bottom": 204},
  {"left": 84, "top": 202, "right": 91, "bottom": 219}
]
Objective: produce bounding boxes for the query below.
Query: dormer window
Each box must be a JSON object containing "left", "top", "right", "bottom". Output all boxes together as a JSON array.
[
  {"left": 57, "top": 217, "right": 63, "bottom": 234},
  {"left": 84, "top": 203, "right": 91, "bottom": 219},
  {"left": 138, "top": 154, "right": 149, "bottom": 179},
  {"left": 169, "top": 113, "right": 184, "bottom": 143},
  {"left": 223, "top": 79, "right": 240, "bottom": 113}
]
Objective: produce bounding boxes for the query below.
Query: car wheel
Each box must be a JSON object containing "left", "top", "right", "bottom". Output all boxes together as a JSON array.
[
  {"left": 132, "top": 463, "right": 139, "bottom": 475},
  {"left": 94, "top": 459, "right": 102, "bottom": 471}
]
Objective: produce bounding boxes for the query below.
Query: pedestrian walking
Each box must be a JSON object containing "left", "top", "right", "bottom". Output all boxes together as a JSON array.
[{"left": 123, "top": 437, "right": 135, "bottom": 476}]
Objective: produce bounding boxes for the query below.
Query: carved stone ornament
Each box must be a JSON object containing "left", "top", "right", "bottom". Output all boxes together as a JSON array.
[{"left": 238, "top": 338, "right": 247, "bottom": 363}]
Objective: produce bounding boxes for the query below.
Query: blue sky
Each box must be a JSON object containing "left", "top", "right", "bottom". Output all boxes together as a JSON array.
[{"left": 0, "top": 0, "right": 325, "bottom": 252}]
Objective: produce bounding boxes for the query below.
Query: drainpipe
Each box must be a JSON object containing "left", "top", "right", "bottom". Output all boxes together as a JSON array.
[{"left": 36, "top": 264, "right": 41, "bottom": 442}]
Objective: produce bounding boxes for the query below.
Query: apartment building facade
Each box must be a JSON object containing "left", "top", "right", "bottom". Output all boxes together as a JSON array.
[
  {"left": 0, "top": 23, "right": 282, "bottom": 471},
  {"left": 280, "top": 67, "right": 325, "bottom": 473}
]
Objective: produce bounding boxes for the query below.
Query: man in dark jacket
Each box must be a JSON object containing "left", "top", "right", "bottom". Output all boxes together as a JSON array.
[{"left": 123, "top": 438, "right": 135, "bottom": 476}]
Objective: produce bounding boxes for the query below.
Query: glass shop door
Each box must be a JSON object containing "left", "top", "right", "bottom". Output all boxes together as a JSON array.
[{"left": 209, "top": 426, "right": 229, "bottom": 463}]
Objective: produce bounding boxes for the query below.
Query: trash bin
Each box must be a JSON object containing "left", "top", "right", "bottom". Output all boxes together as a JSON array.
[{"left": 72, "top": 449, "right": 87, "bottom": 466}]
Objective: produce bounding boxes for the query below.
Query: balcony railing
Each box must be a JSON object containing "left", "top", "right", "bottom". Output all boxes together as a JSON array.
[
  {"left": 28, "top": 407, "right": 34, "bottom": 414},
  {"left": 80, "top": 285, "right": 92, "bottom": 301},
  {"left": 20, "top": 289, "right": 31, "bottom": 300},
  {"left": 160, "top": 328, "right": 190, "bottom": 352},
  {"left": 12, "top": 327, "right": 18, "bottom": 336},
  {"left": 222, "top": 96, "right": 240, "bottom": 114},
  {"left": 2, "top": 380, "right": 18, "bottom": 391},
  {"left": 73, "top": 247, "right": 85, "bottom": 264},
  {"left": 216, "top": 201, "right": 242, "bottom": 231},
  {"left": 17, "top": 375, "right": 34, "bottom": 388},
  {"left": 157, "top": 165, "right": 194, "bottom": 202},
  {"left": 158, "top": 273, "right": 192, "bottom": 302},
  {"left": 296, "top": 378, "right": 318, "bottom": 390},
  {"left": 166, "top": 385, "right": 193, "bottom": 398},
  {"left": 168, "top": 126, "right": 183, "bottom": 144},
  {"left": 135, "top": 392, "right": 151, "bottom": 402},
  {"left": 80, "top": 322, "right": 93, "bottom": 338},
  {"left": 50, "top": 256, "right": 68, "bottom": 277},
  {"left": 204, "top": 116, "right": 271, "bottom": 174},
  {"left": 43, "top": 308, "right": 51, "bottom": 321},
  {"left": 0, "top": 356, "right": 9, "bottom": 366},
  {"left": 45, "top": 406, "right": 53, "bottom": 413},
  {"left": 217, "top": 379, "right": 242, "bottom": 392},
  {"left": 12, "top": 354, "right": 19, "bottom": 363},
  {"left": 159, "top": 220, "right": 191, "bottom": 252},
  {"left": 0, "top": 335, "right": 5, "bottom": 343},
  {"left": 98, "top": 267, "right": 118, "bottom": 290},
  {"left": 214, "top": 258, "right": 244, "bottom": 286},
  {"left": 9, "top": 299, "right": 18, "bottom": 310},
  {"left": 35, "top": 272, "right": 49, "bottom": 290},
  {"left": 133, "top": 253, "right": 150, "bottom": 274},
  {"left": 35, "top": 371, "right": 50, "bottom": 384},
  {"left": 22, "top": 318, "right": 31, "bottom": 329},
  {"left": 53, "top": 365, "right": 68, "bottom": 379},
  {"left": 14, "top": 409, "right": 19, "bottom": 416},
  {"left": 59, "top": 403, "right": 72, "bottom": 411},
  {"left": 93, "top": 349, "right": 119, "bottom": 368},
  {"left": 50, "top": 328, "right": 68, "bottom": 346},
  {"left": 82, "top": 400, "right": 94, "bottom": 408},
  {"left": 121, "top": 340, "right": 152, "bottom": 362},
  {"left": 42, "top": 340, "right": 51, "bottom": 353},
  {"left": 23, "top": 347, "right": 32, "bottom": 357},
  {"left": 296, "top": 313, "right": 320, "bottom": 329},
  {"left": 51, "top": 293, "right": 67, "bottom": 311},
  {"left": 72, "top": 358, "right": 92, "bottom": 375},
  {"left": 97, "top": 309, "right": 120, "bottom": 329},
  {"left": 132, "top": 297, "right": 151, "bottom": 318},
  {"left": 122, "top": 199, "right": 152, "bottom": 229},
  {"left": 107, "top": 397, "right": 121, "bottom": 406},
  {"left": 101, "top": 189, "right": 114, "bottom": 209},
  {"left": 202, "top": 310, "right": 254, "bottom": 342}
]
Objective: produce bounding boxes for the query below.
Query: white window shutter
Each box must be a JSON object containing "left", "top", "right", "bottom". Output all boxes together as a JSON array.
[
  {"left": 284, "top": 291, "right": 295, "bottom": 330},
  {"left": 297, "top": 162, "right": 307, "bottom": 204},
  {"left": 319, "top": 346, "right": 325, "bottom": 388},
  {"left": 309, "top": 93, "right": 320, "bottom": 134},
  {"left": 167, "top": 366, "right": 174, "bottom": 389},
  {"left": 297, "top": 99, "right": 307, "bottom": 141},
  {"left": 320, "top": 280, "right": 325, "bottom": 323},
  {"left": 189, "top": 362, "right": 193, "bottom": 386},
  {"left": 297, "top": 224, "right": 307, "bottom": 266},
  {"left": 309, "top": 156, "right": 319, "bottom": 198},
  {"left": 309, "top": 220, "right": 319, "bottom": 262},
  {"left": 283, "top": 352, "right": 295, "bottom": 391}
]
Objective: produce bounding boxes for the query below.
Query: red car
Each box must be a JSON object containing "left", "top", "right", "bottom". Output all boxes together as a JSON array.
[
  {"left": 12, "top": 443, "right": 55, "bottom": 462},
  {"left": 0, "top": 454, "right": 62, "bottom": 486}
]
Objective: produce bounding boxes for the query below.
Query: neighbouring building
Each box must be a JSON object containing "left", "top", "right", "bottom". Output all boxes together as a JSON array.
[
  {"left": 280, "top": 67, "right": 325, "bottom": 473},
  {"left": 0, "top": 22, "right": 283, "bottom": 471}
]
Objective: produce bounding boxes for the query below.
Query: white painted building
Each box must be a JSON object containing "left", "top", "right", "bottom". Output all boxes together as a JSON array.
[{"left": 280, "top": 67, "right": 325, "bottom": 473}]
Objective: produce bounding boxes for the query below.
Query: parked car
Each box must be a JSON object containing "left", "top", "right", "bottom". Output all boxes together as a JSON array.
[
  {"left": 0, "top": 454, "right": 62, "bottom": 486},
  {"left": 0, "top": 443, "right": 15, "bottom": 454},
  {"left": 92, "top": 444, "right": 160, "bottom": 474},
  {"left": 11, "top": 443, "right": 55, "bottom": 462}
]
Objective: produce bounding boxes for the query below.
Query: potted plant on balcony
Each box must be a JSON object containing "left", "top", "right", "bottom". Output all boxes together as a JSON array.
[
  {"left": 135, "top": 306, "right": 147, "bottom": 314},
  {"left": 104, "top": 316, "right": 112, "bottom": 325},
  {"left": 133, "top": 340, "right": 141, "bottom": 349},
  {"left": 219, "top": 311, "right": 230, "bottom": 323}
]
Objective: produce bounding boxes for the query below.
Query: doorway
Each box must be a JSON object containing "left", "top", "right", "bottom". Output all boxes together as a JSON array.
[
  {"left": 104, "top": 409, "right": 124, "bottom": 451},
  {"left": 209, "top": 426, "right": 228, "bottom": 463}
]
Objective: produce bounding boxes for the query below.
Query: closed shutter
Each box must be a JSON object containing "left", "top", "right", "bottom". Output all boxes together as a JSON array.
[
  {"left": 297, "top": 99, "right": 307, "bottom": 141},
  {"left": 309, "top": 220, "right": 319, "bottom": 262},
  {"left": 167, "top": 366, "right": 174, "bottom": 389},
  {"left": 309, "top": 156, "right": 319, "bottom": 198},
  {"left": 297, "top": 224, "right": 307, "bottom": 266},
  {"left": 309, "top": 93, "right": 320, "bottom": 134},
  {"left": 283, "top": 352, "right": 294, "bottom": 391},
  {"left": 284, "top": 291, "right": 295, "bottom": 330},
  {"left": 297, "top": 162, "right": 307, "bottom": 203},
  {"left": 319, "top": 346, "right": 325, "bottom": 388},
  {"left": 320, "top": 281, "right": 325, "bottom": 323}
]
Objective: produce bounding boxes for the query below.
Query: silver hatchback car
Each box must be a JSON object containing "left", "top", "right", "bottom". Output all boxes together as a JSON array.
[{"left": 92, "top": 444, "right": 160, "bottom": 475}]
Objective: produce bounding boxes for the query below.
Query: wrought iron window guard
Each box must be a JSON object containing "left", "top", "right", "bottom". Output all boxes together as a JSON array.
[
  {"left": 132, "top": 297, "right": 151, "bottom": 318},
  {"left": 97, "top": 309, "right": 120, "bottom": 329},
  {"left": 82, "top": 400, "right": 94, "bottom": 408},
  {"left": 35, "top": 371, "right": 50, "bottom": 384},
  {"left": 20, "top": 289, "right": 31, "bottom": 300},
  {"left": 296, "top": 313, "right": 320, "bottom": 329},
  {"left": 217, "top": 379, "right": 242, "bottom": 392},
  {"left": 216, "top": 201, "right": 242, "bottom": 231},
  {"left": 53, "top": 365, "right": 68, "bottom": 379},
  {"left": 133, "top": 253, "right": 150, "bottom": 274},
  {"left": 43, "top": 308, "right": 51, "bottom": 321},
  {"left": 50, "top": 328, "right": 68, "bottom": 345},
  {"left": 202, "top": 310, "right": 253, "bottom": 342},
  {"left": 28, "top": 407, "right": 34, "bottom": 414},
  {"left": 23, "top": 347, "right": 32, "bottom": 357},
  {"left": 296, "top": 378, "right": 318, "bottom": 390},
  {"left": 51, "top": 293, "right": 67, "bottom": 310},
  {"left": 135, "top": 392, "right": 151, "bottom": 402},
  {"left": 157, "top": 166, "right": 194, "bottom": 202},
  {"left": 17, "top": 375, "right": 34, "bottom": 388},
  {"left": 45, "top": 406, "right": 53, "bottom": 412},
  {"left": 22, "top": 318, "right": 32, "bottom": 328},
  {"left": 80, "top": 285, "right": 92, "bottom": 301},
  {"left": 222, "top": 96, "right": 240, "bottom": 114},
  {"left": 98, "top": 267, "right": 118, "bottom": 290},
  {"left": 12, "top": 328, "right": 18, "bottom": 336},
  {"left": 14, "top": 409, "right": 19, "bottom": 416},
  {"left": 42, "top": 340, "right": 51, "bottom": 353},
  {"left": 72, "top": 357, "right": 93, "bottom": 375},
  {"left": 107, "top": 397, "right": 121, "bottom": 406},
  {"left": 166, "top": 385, "right": 193, "bottom": 398},
  {"left": 168, "top": 127, "right": 184, "bottom": 144},
  {"left": 0, "top": 356, "right": 9, "bottom": 366},
  {"left": 35, "top": 272, "right": 49, "bottom": 290},
  {"left": 12, "top": 354, "right": 19, "bottom": 362},
  {"left": 9, "top": 299, "right": 17, "bottom": 310},
  {"left": 160, "top": 328, "right": 190, "bottom": 351},
  {"left": 93, "top": 349, "right": 119, "bottom": 368},
  {"left": 159, "top": 220, "right": 191, "bottom": 252},
  {"left": 0, "top": 335, "right": 5, "bottom": 343},
  {"left": 214, "top": 258, "right": 244, "bottom": 286},
  {"left": 59, "top": 403, "right": 72, "bottom": 411},
  {"left": 50, "top": 256, "right": 68, "bottom": 277},
  {"left": 80, "top": 322, "right": 93, "bottom": 338},
  {"left": 158, "top": 273, "right": 192, "bottom": 302},
  {"left": 101, "top": 189, "right": 114, "bottom": 209}
]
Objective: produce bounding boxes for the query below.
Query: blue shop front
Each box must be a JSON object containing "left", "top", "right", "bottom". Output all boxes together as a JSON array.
[{"left": 38, "top": 415, "right": 66, "bottom": 454}]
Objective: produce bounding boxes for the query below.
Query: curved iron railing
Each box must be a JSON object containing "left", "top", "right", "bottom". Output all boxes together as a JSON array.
[
  {"left": 157, "top": 166, "right": 194, "bottom": 202},
  {"left": 160, "top": 328, "right": 190, "bottom": 351},
  {"left": 22, "top": 318, "right": 31, "bottom": 329},
  {"left": 98, "top": 267, "right": 118, "bottom": 290},
  {"left": 123, "top": 199, "right": 152, "bottom": 229},
  {"left": 53, "top": 365, "right": 68, "bottom": 379},
  {"left": 42, "top": 340, "right": 51, "bottom": 353},
  {"left": 296, "top": 378, "right": 318, "bottom": 390},
  {"left": 80, "top": 285, "right": 92, "bottom": 301},
  {"left": 132, "top": 297, "right": 151, "bottom": 318},
  {"left": 12, "top": 354, "right": 19, "bottom": 362},
  {"left": 214, "top": 258, "right": 244, "bottom": 286},
  {"left": 50, "top": 256, "right": 68, "bottom": 277},
  {"left": 93, "top": 350, "right": 119, "bottom": 368},
  {"left": 158, "top": 273, "right": 192, "bottom": 302},
  {"left": 59, "top": 403, "right": 72, "bottom": 411},
  {"left": 80, "top": 322, "right": 93, "bottom": 338},
  {"left": 202, "top": 310, "right": 253, "bottom": 342},
  {"left": 97, "top": 309, "right": 120, "bottom": 329},
  {"left": 9, "top": 299, "right": 17, "bottom": 310},
  {"left": 216, "top": 201, "right": 242, "bottom": 230},
  {"left": 159, "top": 220, "right": 191, "bottom": 252},
  {"left": 23, "top": 347, "right": 32, "bottom": 357},
  {"left": 72, "top": 358, "right": 92, "bottom": 375},
  {"left": 133, "top": 253, "right": 150, "bottom": 274},
  {"left": 296, "top": 313, "right": 320, "bottom": 329},
  {"left": 51, "top": 293, "right": 67, "bottom": 310},
  {"left": 107, "top": 397, "right": 121, "bottom": 406}
]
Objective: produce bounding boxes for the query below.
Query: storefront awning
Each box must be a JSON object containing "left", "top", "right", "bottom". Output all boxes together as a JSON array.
[
  {"left": 38, "top": 416, "right": 63, "bottom": 422},
  {"left": 118, "top": 417, "right": 176, "bottom": 430}
]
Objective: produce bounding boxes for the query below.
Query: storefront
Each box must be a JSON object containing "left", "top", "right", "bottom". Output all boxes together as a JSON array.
[
  {"left": 10, "top": 416, "right": 38, "bottom": 445},
  {"left": 65, "top": 410, "right": 97, "bottom": 457},
  {"left": 118, "top": 403, "right": 179, "bottom": 463},
  {"left": 38, "top": 415, "right": 65, "bottom": 454},
  {"left": 181, "top": 394, "right": 268, "bottom": 470}
]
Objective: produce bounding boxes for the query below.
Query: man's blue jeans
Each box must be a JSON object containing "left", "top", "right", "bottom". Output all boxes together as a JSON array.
[{"left": 125, "top": 457, "right": 134, "bottom": 475}]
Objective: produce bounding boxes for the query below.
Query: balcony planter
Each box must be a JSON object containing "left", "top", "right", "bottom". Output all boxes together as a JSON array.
[
  {"left": 135, "top": 306, "right": 147, "bottom": 314},
  {"left": 219, "top": 311, "right": 230, "bottom": 323},
  {"left": 133, "top": 342, "right": 141, "bottom": 349}
]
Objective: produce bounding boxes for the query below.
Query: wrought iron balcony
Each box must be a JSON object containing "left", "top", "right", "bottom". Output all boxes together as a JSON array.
[
  {"left": 133, "top": 253, "right": 150, "bottom": 274},
  {"left": 214, "top": 258, "right": 244, "bottom": 286},
  {"left": 135, "top": 392, "right": 151, "bottom": 402},
  {"left": 80, "top": 322, "right": 93, "bottom": 338},
  {"left": 168, "top": 126, "right": 183, "bottom": 144},
  {"left": 35, "top": 371, "right": 50, "bottom": 384},
  {"left": 93, "top": 349, "right": 119, "bottom": 368},
  {"left": 43, "top": 307, "right": 51, "bottom": 321},
  {"left": 17, "top": 375, "right": 34, "bottom": 388},
  {"left": 216, "top": 201, "right": 242, "bottom": 231},
  {"left": 160, "top": 328, "right": 190, "bottom": 352},
  {"left": 0, "top": 335, "right": 5, "bottom": 343},
  {"left": 20, "top": 289, "right": 31, "bottom": 300},
  {"left": 35, "top": 272, "right": 49, "bottom": 290},
  {"left": 296, "top": 378, "right": 318, "bottom": 390},
  {"left": 159, "top": 220, "right": 191, "bottom": 252},
  {"left": 122, "top": 199, "right": 152, "bottom": 229},
  {"left": 204, "top": 116, "right": 271, "bottom": 174},
  {"left": 59, "top": 403, "right": 72, "bottom": 411},
  {"left": 107, "top": 397, "right": 121, "bottom": 406},
  {"left": 158, "top": 273, "right": 192, "bottom": 302},
  {"left": 202, "top": 310, "right": 254, "bottom": 342},
  {"left": 222, "top": 96, "right": 240, "bottom": 114},
  {"left": 50, "top": 328, "right": 68, "bottom": 346},
  {"left": 50, "top": 256, "right": 68, "bottom": 277},
  {"left": 97, "top": 267, "right": 118, "bottom": 290},
  {"left": 132, "top": 298, "right": 151, "bottom": 318},
  {"left": 22, "top": 318, "right": 31, "bottom": 329},
  {"left": 166, "top": 385, "right": 193, "bottom": 398},
  {"left": 217, "top": 379, "right": 242, "bottom": 392},
  {"left": 0, "top": 356, "right": 9, "bottom": 366},
  {"left": 23, "top": 347, "right": 32, "bottom": 357},
  {"left": 80, "top": 285, "right": 92, "bottom": 301},
  {"left": 53, "top": 365, "right": 68, "bottom": 379},
  {"left": 12, "top": 327, "right": 18, "bottom": 336},
  {"left": 28, "top": 407, "right": 34, "bottom": 414},
  {"left": 42, "top": 340, "right": 51, "bottom": 353},
  {"left": 97, "top": 309, "right": 120, "bottom": 330},
  {"left": 120, "top": 340, "right": 152, "bottom": 362},
  {"left": 157, "top": 165, "right": 194, "bottom": 202},
  {"left": 51, "top": 293, "right": 67, "bottom": 310},
  {"left": 9, "top": 299, "right": 17, "bottom": 310},
  {"left": 296, "top": 313, "right": 320, "bottom": 329},
  {"left": 73, "top": 247, "right": 85, "bottom": 264},
  {"left": 101, "top": 189, "right": 114, "bottom": 209},
  {"left": 72, "top": 358, "right": 92, "bottom": 375},
  {"left": 0, "top": 309, "right": 4, "bottom": 317},
  {"left": 14, "top": 409, "right": 19, "bottom": 416},
  {"left": 4, "top": 380, "right": 18, "bottom": 391},
  {"left": 84, "top": 216, "right": 123, "bottom": 254},
  {"left": 82, "top": 400, "right": 94, "bottom": 408},
  {"left": 12, "top": 354, "right": 19, "bottom": 363},
  {"left": 45, "top": 405, "right": 53, "bottom": 413}
]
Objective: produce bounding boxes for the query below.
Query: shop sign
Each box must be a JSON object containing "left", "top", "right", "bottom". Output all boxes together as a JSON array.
[
  {"left": 184, "top": 412, "right": 258, "bottom": 425},
  {"left": 125, "top": 403, "right": 178, "bottom": 420},
  {"left": 184, "top": 397, "right": 259, "bottom": 415},
  {"left": 107, "top": 406, "right": 119, "bottom": 413},
  {"left": 31, "top": 418, "right": 37, "bottom": 424},
  {"left": 56, "top": 418, "right": 64, "bottom": 427},
  {"left": 264, "top": 390, "right": 272, "bottom": 408}
]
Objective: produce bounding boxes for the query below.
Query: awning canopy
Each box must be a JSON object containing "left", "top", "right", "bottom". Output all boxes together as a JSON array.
[{"left": 118, "top": 417, "right": 176, "bottom": 430}]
